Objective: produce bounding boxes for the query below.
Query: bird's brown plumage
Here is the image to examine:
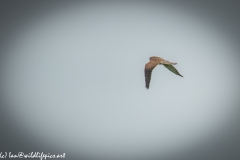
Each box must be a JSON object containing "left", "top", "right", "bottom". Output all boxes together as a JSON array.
[{"left": 144, "top": 56, "right": 183, "bottom": 89}]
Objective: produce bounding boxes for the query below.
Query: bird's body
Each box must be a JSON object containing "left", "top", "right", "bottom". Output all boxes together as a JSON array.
[{"left": 145, "top": 56, "right": 183, "bottom": 89}]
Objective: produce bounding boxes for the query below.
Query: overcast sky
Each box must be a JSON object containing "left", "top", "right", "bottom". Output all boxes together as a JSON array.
[{"left": 1, "top": 1, "right": 240, "bottom": 160}]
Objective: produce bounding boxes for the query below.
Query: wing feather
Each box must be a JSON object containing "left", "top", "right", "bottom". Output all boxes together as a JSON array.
[
  {"left": 163, "top": 64, "right": 183, "bottom": 77},
  {"left": 144, "top": 60, "right": 159, "bottom": 89}
]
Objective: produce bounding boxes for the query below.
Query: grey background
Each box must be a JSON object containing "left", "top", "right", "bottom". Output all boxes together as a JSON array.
[{"left": 0, "top": 1, "right": 240, "bottom": 160}]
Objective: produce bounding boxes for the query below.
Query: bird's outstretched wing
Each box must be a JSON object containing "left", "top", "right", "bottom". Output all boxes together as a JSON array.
[
  {"left": 163, "top": 64, "right": 183, "bottom": 77},
  {"left": 145, "top": 60, "right": 159, "bottom": 89}
]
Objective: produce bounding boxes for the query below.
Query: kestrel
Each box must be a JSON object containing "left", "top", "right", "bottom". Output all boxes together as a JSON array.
[{"left": 145, "top": 56, "right": 183, "bottom": 89}]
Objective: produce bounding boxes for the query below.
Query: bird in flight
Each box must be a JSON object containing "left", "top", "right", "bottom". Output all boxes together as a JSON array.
[{"left": 145, "top": 56, "right": 183, "bottom": 89}]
